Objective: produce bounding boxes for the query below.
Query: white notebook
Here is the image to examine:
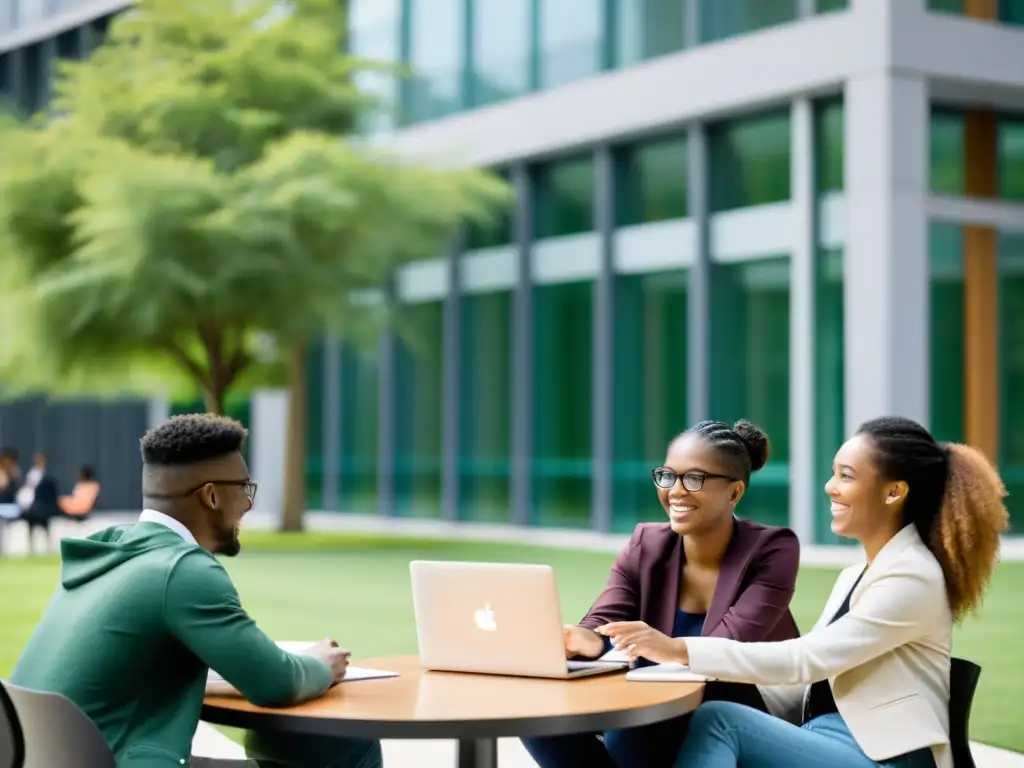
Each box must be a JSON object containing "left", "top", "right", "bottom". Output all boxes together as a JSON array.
[
  {"left": 206, "top": 640, "right": 398, "bottom": 695},
  {"left": 625, "top": 663, "right": 712, "bottom": 682}
]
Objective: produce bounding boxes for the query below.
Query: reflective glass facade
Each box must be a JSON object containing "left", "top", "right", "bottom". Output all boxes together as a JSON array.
[{"left": 5, "top": 0, "right": 1024, "bottom": 547}]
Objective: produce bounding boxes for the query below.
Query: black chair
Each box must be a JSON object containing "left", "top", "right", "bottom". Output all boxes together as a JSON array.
[
  {"left": 0, "top": 680, "right": 25, "bottom": 768},
  {"left": 0, "top": 680, "right": 114, "bottom": 767},
  {"left": 949, "top": 657, "right": 982, "bottom": 768}
]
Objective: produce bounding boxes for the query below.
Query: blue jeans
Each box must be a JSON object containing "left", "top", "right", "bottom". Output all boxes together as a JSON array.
[
  {"left": 521, "top": 711, "right": 692, "bottom": 768},
  {"left": 243, "top": 730, "right": 382, "bottom": 768},
  {"left": 673, "top": 702, "right": 936, "bottom": 768}
]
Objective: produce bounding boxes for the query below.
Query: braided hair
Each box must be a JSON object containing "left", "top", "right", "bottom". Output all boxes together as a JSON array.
[{"left": 682, "top": 419, "right": 771, "bottom": 487}]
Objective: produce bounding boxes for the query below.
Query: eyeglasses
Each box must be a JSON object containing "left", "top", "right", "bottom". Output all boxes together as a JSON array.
[
  {"left": 651, "top": 468, "right": 736, "bottom": 492},
  {"left": 147, "top": 479, "right": 258, "bottom": 506}
]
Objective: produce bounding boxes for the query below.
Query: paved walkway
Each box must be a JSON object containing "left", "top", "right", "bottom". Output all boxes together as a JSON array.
[{"left": 5, "top": 512, "right": 1024, "bottom": 766}]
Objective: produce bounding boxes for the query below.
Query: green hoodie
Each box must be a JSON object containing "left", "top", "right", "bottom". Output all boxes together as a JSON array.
[{"left": 10, "top": 522, "right": 332, "bottom": 767}]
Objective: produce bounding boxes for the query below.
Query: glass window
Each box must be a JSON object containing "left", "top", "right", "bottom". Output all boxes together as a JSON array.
[
  {"left": 700, "top": 0, "right": 798, "bottom": 44},
  {"left": 612, "top": 270, "right": 688, "bottom": 533},
  {"left": 393, "top": 301, "right": 444, "bottom": 517},
  {"left": 350, "top": 0, "right": 401, "bottom": 133},
  {"left": 533, "top": 154, "right": 595, "bottom": 238},
  {"left": 999, "top": 233, "right": 1024, "bottom": 534},
  {"left": 533, "top": 281, "right": 593, "bottom": 527},
  {"left": 814, "top": 99, "right": 845, "bottom": 544},
  {"left": 815, "top": 248, "right": 845, "bottom": 544},
  {"left": 538, "top": 0, "right": 603, "bottom": 89},
  {"left": 467, "top": 169, "right": 513, "bottom": 249},
  {"left": 305, "top": 340, "right": 325, "bottom": 510},
  {"left": 56, "top": 29, "right": 82, "bottom": 60},
  {"left": 931, "top": 108, "right": 964, "bottom": 195},
  {"left": 339, "top": 344, "right": 380, "bottom": 514},
  {"left": 459, "top": 291, "right": 513, "bottom": 522},
  {"left": 816, "top": 0, "right": 848, "bottom": 11},
  {"left": 999, "top": 116, "right": 1024, "bottom": 201},
  {"left": 406, "top": 0, "right": 465, "bottom": 124},
  {"left": 90, "top": 15, "right": 112, "bottom": 50},
  {"left": 816, "top": 99, "right": 844, "bottom": 192},
  {"left": 614, "top": 135, "right": 688, "bottom": 226},
  {"left": 929, "top": 222, "right": 965, "bottom": 444},
  {"left": 471, "top": 0, "right": 530, "bottom": 107},
  {"left": 708, "top": 109, "right": 792, "bottom": 212},
  {"left": 1002, "top": 0, "right": 1024, "bottom": 25},
  {"left": 0, "top": 54, "right": 10, "bottom": 104},
  {"left": 709, "top": 258, "right": 791, "bottom": 528},
  {"left": 615, "top": 0, "right": 685, "bottom": 67}
]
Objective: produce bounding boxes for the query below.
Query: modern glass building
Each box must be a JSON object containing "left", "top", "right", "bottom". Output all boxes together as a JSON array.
[{"left": 4, "top": 1, "right": 1024, "bottom": 543}]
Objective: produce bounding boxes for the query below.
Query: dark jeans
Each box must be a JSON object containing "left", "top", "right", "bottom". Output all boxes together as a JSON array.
[
  {"left": 521, "top": 711, "right": 693, "bottom": 768},
  {"left": 520, "top": 681, "right": 768, "bottom": 768}
]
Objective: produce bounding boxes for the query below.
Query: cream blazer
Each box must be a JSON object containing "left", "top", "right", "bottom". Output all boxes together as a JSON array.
[{"left": 686, "top": 525, "right": 953, "bottom": 768}]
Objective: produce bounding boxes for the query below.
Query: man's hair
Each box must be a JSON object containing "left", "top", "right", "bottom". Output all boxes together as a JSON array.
[{"left": 140, "top": 414, "right": 248, "bottom": 466}]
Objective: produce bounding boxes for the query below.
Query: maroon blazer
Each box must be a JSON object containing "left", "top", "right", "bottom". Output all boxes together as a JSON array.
[{"left": 579, "top": 518, "right": 801, "bottom": 644}]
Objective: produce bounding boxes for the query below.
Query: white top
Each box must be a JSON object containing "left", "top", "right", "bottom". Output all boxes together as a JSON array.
[
  {"left": 686, "top": 525, "right": 953, "bottom": 768},
  {"left": 138, "top": 509, "right": 199, "bottom": 546}
]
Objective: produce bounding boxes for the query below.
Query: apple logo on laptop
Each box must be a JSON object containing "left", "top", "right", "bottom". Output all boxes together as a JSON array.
[{"left": 474, "top": 603, "right": 497, "bottom": 632}]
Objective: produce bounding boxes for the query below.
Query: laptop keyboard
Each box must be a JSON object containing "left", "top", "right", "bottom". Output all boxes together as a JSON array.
[{"left": 567, "top": 660, "right": 626, "bottom": 672}]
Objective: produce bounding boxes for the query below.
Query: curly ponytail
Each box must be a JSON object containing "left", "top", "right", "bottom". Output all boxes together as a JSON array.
[
  {"left": 857, "top": 417, "right": 1010, "bottom": 623},
  {"left": 931, "top": 443, "right": 1009, "bottom": 621}
]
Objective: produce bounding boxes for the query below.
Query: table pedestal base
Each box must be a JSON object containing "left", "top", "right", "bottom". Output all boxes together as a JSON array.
[{"left": 457, "top": 737, "right": 497, "bottom": 768}]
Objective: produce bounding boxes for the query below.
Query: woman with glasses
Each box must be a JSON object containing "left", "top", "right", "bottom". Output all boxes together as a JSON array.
[
  {"left": 602, "top": 416, "right": 1008, "bottom": 768},
  {"left": 520, "top": 419, "right": 802, "bottom": 768}
]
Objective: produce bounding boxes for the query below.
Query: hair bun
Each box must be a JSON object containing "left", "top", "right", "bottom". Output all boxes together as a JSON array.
[{"left": 733, "top": 419, "right": 770, "bottom": 472}]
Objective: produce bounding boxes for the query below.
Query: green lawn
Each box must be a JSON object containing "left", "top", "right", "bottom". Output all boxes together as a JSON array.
[{"left": 1, "top": 531, "right": 1022, "bottom": 752}]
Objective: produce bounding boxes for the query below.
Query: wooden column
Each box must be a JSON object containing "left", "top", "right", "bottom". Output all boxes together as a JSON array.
[
  {"left": 963, "top": 109, "right": 999, "bottom": 460},
  {"left": 965, "top": 0, "right": 997, "bottom": 20}
]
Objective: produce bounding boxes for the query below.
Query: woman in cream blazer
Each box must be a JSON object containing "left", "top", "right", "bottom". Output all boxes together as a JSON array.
[{"left": 599, "top": 416, "right": 1009, "bottom": 768}]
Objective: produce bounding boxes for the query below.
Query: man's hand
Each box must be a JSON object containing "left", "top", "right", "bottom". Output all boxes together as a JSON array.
[
  {"left": 563, "top": 624, "right": 605, "bottom": 659},
  {"left": 596, "top": 621, "right": 688, "bottom": 665},
  {"left": 305, "top": 638, "right": 351, "bottom": 683}
]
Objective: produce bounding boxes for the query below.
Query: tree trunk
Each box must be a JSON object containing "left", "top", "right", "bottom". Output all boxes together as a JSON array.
[
  {"left": 280, "top": 342, "right": 308, "bottom": 533},
  {"left": 202, "top": 385, "right": 226, "bottom": 415}
]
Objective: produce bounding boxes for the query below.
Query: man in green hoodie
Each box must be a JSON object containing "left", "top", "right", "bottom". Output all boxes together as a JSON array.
[{"left": 10, "top": 413, "right": 381, "bottom": 768}]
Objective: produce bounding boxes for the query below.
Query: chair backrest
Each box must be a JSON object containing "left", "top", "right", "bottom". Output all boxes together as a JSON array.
[
  {"left": 0, "top": 680, "right": 114, "bottom": 768},
  {"left": 0, "top": 681, "right": 25, "bottom": 768},
  {"left": 949, "top": 657, "right": 982, "bottom": 768}
]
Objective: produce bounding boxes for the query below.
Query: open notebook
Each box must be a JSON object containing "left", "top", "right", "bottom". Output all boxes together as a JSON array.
[
  {"left": 206, "top": 641, "right": 398, "bottom": 696},
  {"left": 625, "top": 663, "right": 712, "bottom": 683}
]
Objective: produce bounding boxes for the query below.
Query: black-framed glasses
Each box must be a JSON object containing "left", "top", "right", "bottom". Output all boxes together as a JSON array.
[
  {"left": 147, "top": 479, "right": 257, "bottom": 506},
  {"left": 651, "top": 468, "right": 736, "bottom": 492}
]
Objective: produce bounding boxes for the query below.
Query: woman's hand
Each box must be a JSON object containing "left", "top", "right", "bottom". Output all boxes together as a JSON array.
[
  {"left": 563, "top": 625, "right": 606, "bottom": 659},
  {"left": 596, "top": 621, "right": 689, "bottom": 665}
]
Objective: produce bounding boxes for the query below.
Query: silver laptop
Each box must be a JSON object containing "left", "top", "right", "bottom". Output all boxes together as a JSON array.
[{"left": 409, "top": 560, "right": 629, "bottom": 679}]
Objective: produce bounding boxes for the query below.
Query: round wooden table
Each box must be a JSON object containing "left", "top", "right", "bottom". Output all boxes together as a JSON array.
[{"left": 202, "top": 654, "right": 704, "bottom": 768}]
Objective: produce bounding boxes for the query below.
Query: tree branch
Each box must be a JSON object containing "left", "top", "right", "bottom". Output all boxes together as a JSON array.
[{"left": 159, "top": 338, "right": 209, "bottom": 385}]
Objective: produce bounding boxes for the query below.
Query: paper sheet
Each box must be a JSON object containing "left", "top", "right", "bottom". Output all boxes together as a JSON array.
[
  {"left": 206, "top": 640, "right": 399, "bottom": 696},
  {"left": 625, "top": 663, "right": 711, "bottom": 683}
]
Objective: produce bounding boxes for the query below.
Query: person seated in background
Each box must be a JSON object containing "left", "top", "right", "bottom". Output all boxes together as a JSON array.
[
  {"left": 59, "top": 465, "right": 101, "bottom": 518},
  {"left": 18, "top": 453, "right": 62, "bottom": 554},
  {"left": 14, "top": 452, "right": 45, "bottom": 512},
  {"left": 10, "top": 413, "right": 376, "bottom": 768},
  {"left": 601, "top": 416, "right": 1009, "bottom": 768},
  {"left": 521, "top": 420, "right": 802, "bottom": 768},
  {"left": 0, "top": 447, "right": 21, "bottom": 520}
]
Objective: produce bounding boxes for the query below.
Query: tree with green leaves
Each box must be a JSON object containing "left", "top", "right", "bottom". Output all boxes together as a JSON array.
[{"left": 0, "top": 0, "right": 510, "bottom": 531}]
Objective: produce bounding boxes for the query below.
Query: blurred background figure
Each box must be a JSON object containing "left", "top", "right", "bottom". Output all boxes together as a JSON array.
[
  {"left": 17, "top": 453, "right": 62, "bottom": 554},
  {"left": 0, "top": 447, "right": 20, "bottom": 520},
  {"left": 59, "top": 465, "right": 101, "bottom": 519}
]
